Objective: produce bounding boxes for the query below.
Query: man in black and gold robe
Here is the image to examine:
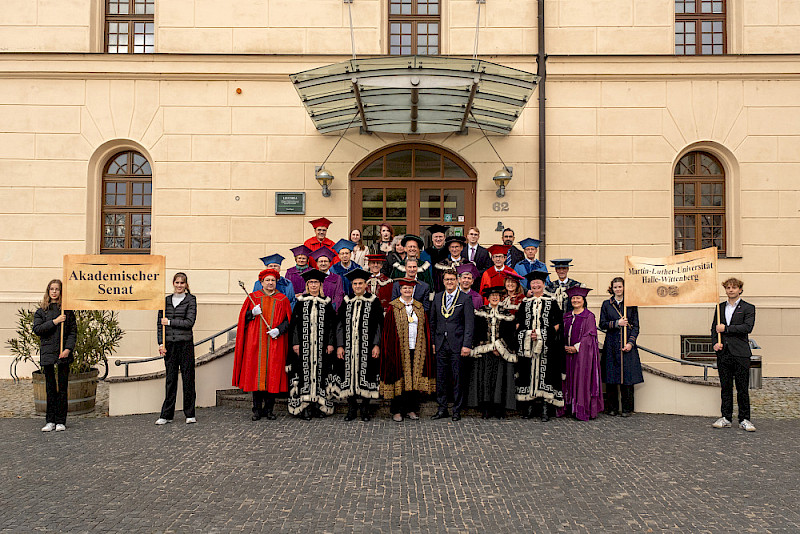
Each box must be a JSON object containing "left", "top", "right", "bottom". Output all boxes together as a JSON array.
[
  {"left": 516, "top": 270, "right": 565, "bottom": 421},
  {"left": 330, "top": 269, "right": 383, "bottom": 422}
]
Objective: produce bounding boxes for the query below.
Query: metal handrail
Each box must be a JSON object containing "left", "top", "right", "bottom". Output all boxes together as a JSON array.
[
  {"left": 637, "top": 344, "right": 717, "bottom": 381},
  {"left": 114, "top": 323, "right": 237, "bottom": 377}
]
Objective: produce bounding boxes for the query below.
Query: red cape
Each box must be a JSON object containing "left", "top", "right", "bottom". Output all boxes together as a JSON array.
[
  {"left": 303, "top": 237, "right": 339, "bottom": 268},
  {"left": 232, "top": 291, "right": 291, "bottom": 393}
]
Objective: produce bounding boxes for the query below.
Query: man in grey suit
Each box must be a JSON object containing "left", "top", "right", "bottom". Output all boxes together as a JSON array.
[
  {"left": 429, "top": 269, "right": 474, "bottom": 421},
  {"left": 711, "top": 277, "right": 757, "bottom": 432}
]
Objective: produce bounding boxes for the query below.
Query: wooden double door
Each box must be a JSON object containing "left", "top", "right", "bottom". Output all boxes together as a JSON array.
[{"left": 350, "top": 144, "right": 477, "bottom": 250}]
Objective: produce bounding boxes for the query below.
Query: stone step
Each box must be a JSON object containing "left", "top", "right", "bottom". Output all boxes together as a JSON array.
[{"left": 216, "top": 388, "right": 523, "bottom": 417}]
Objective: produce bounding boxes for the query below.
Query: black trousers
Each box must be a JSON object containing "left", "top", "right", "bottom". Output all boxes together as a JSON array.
[
  {"left": 43, "top": 363, "right": 69, "bottom": 425},
  {"left": 252, "top": 392, "right": 277, "bottom": 415},
  {"left": 718, "top": 353, "right": 750, "bottom": 422},
  {"left": 390, "top": 391, "right": 420, "bottom": 416},
  {"left": 348, "top": 396, "right": 370, "bottom": 410},
  {"left": 435, "top": 344, "right": 463, "bottom": 414},
  {"left": 160, "top": 339, "right": 196, "bottom": 419},
  {"left": 605, "top": 383, "right": 634, "bottom": 414}
]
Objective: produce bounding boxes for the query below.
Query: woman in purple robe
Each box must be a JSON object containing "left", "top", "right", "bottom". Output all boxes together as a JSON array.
[{"left": 558, "top": 286, "right": 604, "bottom": 421}]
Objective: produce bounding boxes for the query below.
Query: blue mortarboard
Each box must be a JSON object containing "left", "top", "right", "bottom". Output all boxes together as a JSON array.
[
  {"left": 259, "top": 254, "right": 285, "bottom": 267},
  {"left": 519, "top": 238, "right": 541, "bottom": 249},
  {"left": 290, "top": 245, "right": 312, "bottom": 257},
  {"left": 550, "top": 258, "right": 573, "bottom": 267},
  {"left": 333, "top": 239, "right": 356, "bottom": 253},
  {"left": 309, "top": 246, "right": 337, "bottom": 261}
]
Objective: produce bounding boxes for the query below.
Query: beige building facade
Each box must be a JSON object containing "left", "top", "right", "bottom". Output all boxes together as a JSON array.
[{"left": 2, "top": 0, "right": 799, "bottom": 378}]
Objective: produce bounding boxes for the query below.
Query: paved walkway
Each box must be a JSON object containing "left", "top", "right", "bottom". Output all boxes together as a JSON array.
[{"left": 1, "top": 406, "right": 799, "bottom": 532}]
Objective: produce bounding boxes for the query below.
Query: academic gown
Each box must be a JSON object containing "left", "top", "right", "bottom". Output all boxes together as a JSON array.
[
  {"left": 321, "top": 271, "right": 345, "bottom": 310},
  {"left": 432, "top": 257, "right": 470, "bottom": 292},
  {"left": 513, "top": 259, "right": 549, "bottom": 289},
  {"left": 329, "top": 293, "right": 384, "bottom": 400},
  {"left": 232, "top": 291, "right": 291, "bottom": 393},
  {"left": 515, "top": 296, "right": 565, "bottom": 406},
  {"left": 545, "top": 278, "right": 583, "bottom": 313},
  {"left": 599, "top": 299, "right": 644, "bottom": 386},
  {"left": 390, "top": 257, "right": 434, "bottom": 288},
  {"left": 479, "top": 266, "right": 516, "bottom": 301},
  {"left": 559, "top": 309, "right": 604, "bottom": 421},
  {"left": 331, "top": 261, "right": 360, "bottom": 297},
  {"left": 380, "top": 298, "right": 435, "bottom": 400},
  {"left": 367, "top": 273, "right": 394, "bottom": 310},
  {"left": 285, "top": 266, "right": 309, "bottom": 295},
  {"left": 252, "top": 277, "right": 296, "bottom": 310},
  {"left": 287, "top": 293, "right": 337, "bottom": 415},
  {"left": 425, "top": 245, "right": 449, "bottom": 267},
  {"left": 466, "top": 305, "right": 518, "bottom": 411},
  {"left": 303, "top": 237, "right": 338, "bottom": 268}
]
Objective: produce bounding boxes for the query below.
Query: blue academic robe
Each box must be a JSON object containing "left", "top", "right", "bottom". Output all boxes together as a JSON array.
[
  {"left": 514, "top": 259, "right": 549, "bottom": 288},
  {"left": 331, "top": 261, "right": 361, "bottom": 297},
  {"left": 253, "top": 277, "right": 296, "bottom": 310}
]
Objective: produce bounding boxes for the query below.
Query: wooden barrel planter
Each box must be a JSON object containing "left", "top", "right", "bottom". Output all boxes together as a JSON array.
[{"left": 32, "top": 368, "right": 100, "bottom": 415}]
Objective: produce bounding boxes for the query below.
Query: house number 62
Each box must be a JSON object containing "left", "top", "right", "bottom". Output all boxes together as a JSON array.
[{"left": 492, "top": 202, "right": 509, "bottom": 212}]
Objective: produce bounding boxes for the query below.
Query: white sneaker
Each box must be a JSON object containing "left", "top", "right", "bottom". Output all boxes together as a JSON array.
[
  {"left": 739, "top": 419, "right": 756, "bottom": 432},
  {"left": 155, "top": 418, "right": 172, "bottom": 425},
  {"left": 55, "top": 424, "right": 66, "bottom": 432},
  {"left": 185, "top": 417, "right": 197, "bottom": 424},
  {"left": 712, "top": 417, "right": 731, "bottom": 428},
  {"left": 41, "top": 423, "right": 56, "bottom": 432}
]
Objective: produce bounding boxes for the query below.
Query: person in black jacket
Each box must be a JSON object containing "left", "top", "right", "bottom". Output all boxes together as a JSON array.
[
  {"left": 33, "top": 279, "right": 77, "bottom": 432},
  {"left": 711, "top": 277, "right": 757, "bottom": 432},
  {"left": 155, "top": 272, "right": 198, "bottom": 425}
]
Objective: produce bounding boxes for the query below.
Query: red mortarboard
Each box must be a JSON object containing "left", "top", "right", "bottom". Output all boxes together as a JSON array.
[
  {"left": 258, "top": 268, "right": 280, "bottom": 281},
  {"left": 487, "top": 244, "right": 510, "bottom": 256},
  {"left": 366, "top": 254, "right": 386, "bottom": 262},
  {"left": 309, "top": 217, "right": 333, "bottom": 229}
]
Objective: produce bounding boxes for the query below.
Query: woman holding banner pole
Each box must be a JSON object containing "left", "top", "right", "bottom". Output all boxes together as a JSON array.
[
  {"left": 33, "top": 279, "right": 77, "bottom": 432},
  {"left": 155, "top": 272, "right": 198, "bottom": 425},
  {"left": 599, "top": 277, "right": 643, "bottom": 417}
]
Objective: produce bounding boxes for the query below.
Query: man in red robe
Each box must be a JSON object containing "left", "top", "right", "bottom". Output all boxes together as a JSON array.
[
  {"left": 303, "top": 217, "right": 338, "bottom": 268},
  {"left": 365, "top": 253, "right": 393, "bottom": 310},
  {"left": 232, "top": 269, "right": 292, "bottom": 421},
  {"left": 479, "top": 244, "right": 517, "bottom": 300}
]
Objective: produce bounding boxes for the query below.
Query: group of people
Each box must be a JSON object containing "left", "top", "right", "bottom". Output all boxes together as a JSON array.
[
  {"left": 229, "top": 218, "right": 646, "bottom": 424},
  {"left": 32, "top": 219, "right": 757, "bottom": 433}
]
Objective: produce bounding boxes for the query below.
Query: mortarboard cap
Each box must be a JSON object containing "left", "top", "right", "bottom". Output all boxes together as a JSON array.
[
  {"left": 519, "top": 238, "right": 541, "bottom": 249},
  {"left": 290, "top": 245, "right": 312, "bottom": 257},
  {"left": 397, "top": 278, "right": 418, "bottom": 287},
  {"left": 524, "top": 269, "right": 549, "bottom": 283},
  {"left": 456, "top": 263, "right": 479, "bottom": 278},
  {"left": 487, "top": 244, "right": 510, "bottom": 256},
  {"left": 333, "top": 239, "right": 356, "bottom": 253},
  {"left": 550, "top": 258, "right": 573, "bottom": 268},
  {"left": 365, "top": 254, "right": 386, "bottom": 263},
  {"left": 566, "top": 286, "right": 591, "bottom": 299},
  {"left": 309, "top": 217, "right": 333, "bottom": 229},
  {"left": 309, "top": 246, "right": 337, "bottom": 261},
  {"left": 344, "top": 268, "right": 370, "bottom": 282},
  {"left": 301, "top": 268, "right": 327, "bottom": 282},
  {"left": 259, "top": 253, "right": 285, "bottom": 267}
]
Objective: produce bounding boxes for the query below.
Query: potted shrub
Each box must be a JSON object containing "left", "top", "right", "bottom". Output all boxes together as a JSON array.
[{"left": 7, "top": 308, "right": 125, "bottom": 414}]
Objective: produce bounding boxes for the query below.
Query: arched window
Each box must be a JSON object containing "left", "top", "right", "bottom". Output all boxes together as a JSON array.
[
  {"left": 674, "top": 151, "right": 725, "bottom": 254},
  {"left": 101, "top": 151, "right": 152, "bottom": 253}
]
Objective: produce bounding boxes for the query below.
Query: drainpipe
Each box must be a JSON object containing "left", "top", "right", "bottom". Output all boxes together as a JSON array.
[{"left": 537, "top": 0, "right": 547, "bottom": 262}]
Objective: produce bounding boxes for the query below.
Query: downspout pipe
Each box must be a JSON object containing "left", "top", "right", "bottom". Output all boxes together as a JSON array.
[{"left": 537, "top": 0, "right": 547, "bottom": 262}]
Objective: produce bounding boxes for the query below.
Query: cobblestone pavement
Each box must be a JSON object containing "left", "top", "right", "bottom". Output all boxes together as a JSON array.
[
  {"left": 1, "top": 377, "right": 797, "bottom": 420},
  {"left": 1, "top": 406, "right": 799, "bottom": 533}
]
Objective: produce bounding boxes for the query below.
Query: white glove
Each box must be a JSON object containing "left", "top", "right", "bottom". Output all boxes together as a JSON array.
[
  {"left": 268, "top": 328, "right": 280, "bottom": 339},
  {"left": 251, "top": 304, "right": 262, "bottom": 316}
]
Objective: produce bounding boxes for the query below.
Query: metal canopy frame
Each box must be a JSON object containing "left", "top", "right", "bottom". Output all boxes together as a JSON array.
[{"left": 290, "top": 56, "right": 539, "bottom": 135}]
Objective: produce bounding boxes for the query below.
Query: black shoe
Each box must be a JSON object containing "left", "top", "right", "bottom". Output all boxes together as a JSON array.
[
  {"left": 522, "top": 405, "right": 534, "bottom": 419},
  {"left": 265, "top": 411, "right": 277, "bottom": 421},
  {"left": 607, "top": 409, "right": 619, "bottom": 417},
  {"left": 481, "top": 409, "right": 491, "bottom": 420},
  {"left": 251, "top": 413, "right": 261, "bottom": 421},
  {"left": 361, "top": 413, "right": 371, "bottom": 422},
  {"left": 431, "top": 410, "right": 449, "bottom": 420},
  {"left": 344, "top": 409, "right": 358, "bottom": 422},
  {"left": 451, "top": 413, "right": 461, "bottom": 421},
  {"left": 540, "top": 412, "right": 550, "bottom": 422},
  {"left": 301, "top": 409, "right": 312, "bottom": 421},
  {"left": 495, "top": 410, "right": 506, "bottom": 420},
  {"left": 620, "top": 411, "right": 632, "bottom": 418}
]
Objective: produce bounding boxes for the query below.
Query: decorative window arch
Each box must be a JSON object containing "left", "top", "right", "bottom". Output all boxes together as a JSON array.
[
  {"left": 101, "top": 150, "right": 152, "bottom": 253},
  {"left": 674, "top": 150, "right": 727, "bottom": 255}
]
